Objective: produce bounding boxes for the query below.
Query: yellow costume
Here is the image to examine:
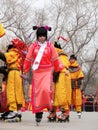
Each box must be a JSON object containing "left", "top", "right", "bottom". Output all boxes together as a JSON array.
[
  {"left": 69, "top": 58, "right": 84, "bottom": 113},
  {"left": 4, "top": 48, "right": 24, "bottom": 111},
  {"left": 0, "top": 38, "right": 27, "bottom": 121},
  {"left": 53, "top": 48, "right": 72, "bottom": 112},
  {"left": 47, "top": 41, "right": 71, "bottom": 122}
]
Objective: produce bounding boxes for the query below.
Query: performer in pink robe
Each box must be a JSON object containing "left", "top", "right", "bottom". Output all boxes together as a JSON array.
[{"left": 23, "top": 26, "right": 65, "bottom": 124}]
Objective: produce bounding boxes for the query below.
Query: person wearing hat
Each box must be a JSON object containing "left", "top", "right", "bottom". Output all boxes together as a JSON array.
[
  {"left": 47, "top": 41, "right": 72, "bottom": 122},
  {"left": 69, "top": 54, "right": 84, "bottom": 118},
  {"left": 23, "top": 26, "right": 67, "bottom": 125},
  {"left": 0, "top": 38, "right": 27, "bottom": 122}
]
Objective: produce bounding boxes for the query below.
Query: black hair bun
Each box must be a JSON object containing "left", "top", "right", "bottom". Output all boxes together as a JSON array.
[
  {"left": 33, "top": 26, "right": 37, "bottom": 30},
  {"left": 48, "top": 27, "right": 51, "bottom": 31}
]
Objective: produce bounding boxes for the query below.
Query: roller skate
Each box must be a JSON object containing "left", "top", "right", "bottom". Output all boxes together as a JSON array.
[
  {"left": 4, "top": 116, "right": 21, "bottom": 122},
  {"left": 3, "top": 111, "right": 22, "bottom": 122},
  {"left": 77, "top": 112, "right": 81, "bottom": 119},
  {"left": 47, "top": 111, "right": 56, "bottom": 122},
  {"left": 0, "top": 111, "right": 10, "bottom": 120},
  {"left": 57, "top": 111, "right": 70, "bottom": 122},
  {"left": 17, "top": 113, "right": 22, "bottom": 122},
  {"left": 35, "top": 112, "right": 43, "bottom": 126}
]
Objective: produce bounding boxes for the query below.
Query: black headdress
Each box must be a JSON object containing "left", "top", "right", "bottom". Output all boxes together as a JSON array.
[
  {"left": 70, "top": 54, "right": 77, "bottom": 60},
  {"left": 54, "top": 41, "right": 62, "bottom": 49},
  {"left": 33, "top": 25, "right": 51, "bottom": 40}
]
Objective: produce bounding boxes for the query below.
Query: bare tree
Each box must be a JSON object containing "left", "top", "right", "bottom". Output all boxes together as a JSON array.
[
  {"left": 0, "top": 0, "right": 98, "bottom": 92},
  {"left": 0, "top": 0, "right": 36, "bottom": 43},
  {"left": 49, "top": 0, "right": 98, "bottom": 92}
]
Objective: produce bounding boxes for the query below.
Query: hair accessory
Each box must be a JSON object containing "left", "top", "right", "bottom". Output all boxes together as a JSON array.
[
  {"left": 33, "top": 26, "right": 37, "bottom": 30},
  {"left": 33, "top": 25, "right": 51, "bottom": 31},
  {"left": 44, "top": 26, "right": 51, "bottom": 31}
]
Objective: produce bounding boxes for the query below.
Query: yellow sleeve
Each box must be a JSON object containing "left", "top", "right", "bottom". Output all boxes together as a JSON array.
[{"left": 4, "top": 51, "right": 18, "bottom": 64}]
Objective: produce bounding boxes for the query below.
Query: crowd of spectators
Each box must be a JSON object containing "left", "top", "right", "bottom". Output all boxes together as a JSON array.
[{"left": 82, "top": 92, "right": 98, "bottom": 112}]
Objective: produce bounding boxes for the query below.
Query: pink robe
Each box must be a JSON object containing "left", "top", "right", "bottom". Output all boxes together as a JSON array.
[{"left": 23, "top": 41, "right": 64, "bottom": 113}]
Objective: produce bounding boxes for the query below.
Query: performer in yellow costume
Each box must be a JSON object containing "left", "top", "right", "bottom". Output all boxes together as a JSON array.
[
  {"left": 0, "top": 38, "right": 27, "bottom": 122},
  {"left": 69, "top": 55, "right": 84, "bottom": 118},
  {"left": 47, "top": 41, "right": 72, "bottom": 122}
]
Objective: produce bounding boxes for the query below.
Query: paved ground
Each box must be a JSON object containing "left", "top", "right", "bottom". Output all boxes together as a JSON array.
[{"left": 0, "top": 111, "right": 98, "bottom": 130}]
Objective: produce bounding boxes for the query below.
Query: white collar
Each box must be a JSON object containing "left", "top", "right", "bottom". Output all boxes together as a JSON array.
[{"left": 38, "top": 41, "right": 46, "bottom": 46}]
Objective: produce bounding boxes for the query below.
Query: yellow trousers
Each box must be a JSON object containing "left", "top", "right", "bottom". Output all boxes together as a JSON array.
[
  {"left": 72, "top": 88, "right": 82, "bottom": 112},
  {"left": 7, "top": 70, "right": 25, "bottom": 111}
]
